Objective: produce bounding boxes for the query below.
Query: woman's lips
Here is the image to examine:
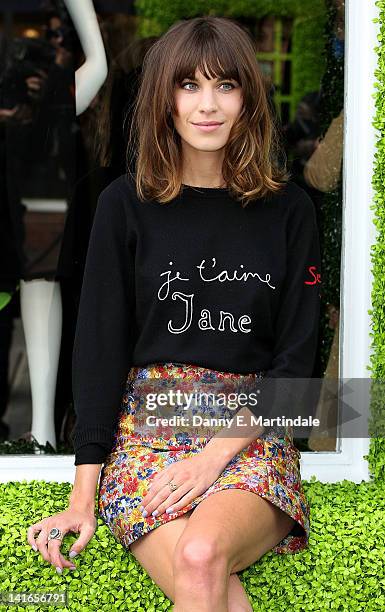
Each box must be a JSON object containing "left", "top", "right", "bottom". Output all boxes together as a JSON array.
[{"left": 192, "top": 123, "right": 223, "bottom": 132}]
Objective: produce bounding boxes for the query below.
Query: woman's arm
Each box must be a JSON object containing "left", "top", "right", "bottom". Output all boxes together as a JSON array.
[
  {"left": 68, "top": 464, "right": 102, "bottom": 513},
  {"left": 71, "top": 179, "right": 136, "bottom": 467},
  {"left": 198, "top": 381, "right": 267, "bottom": 467},
  {"left": 201, "top": 184, "right": 322, "bottom": 465},
  {"left": 199, "top": 406, "right": 266, "bottom": 467}
]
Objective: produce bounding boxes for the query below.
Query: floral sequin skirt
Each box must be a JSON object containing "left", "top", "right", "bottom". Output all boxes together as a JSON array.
[{"left": 97, "top": 362, "right": 310, "bottom": 555}]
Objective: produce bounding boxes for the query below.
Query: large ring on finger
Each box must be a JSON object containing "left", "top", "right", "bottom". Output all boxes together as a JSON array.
[
  {"left": 47, "top": 527, "right": 63, "bottom": 542},
  {"left": 168, "top": 479, "right": 179, "bottom": 492}
]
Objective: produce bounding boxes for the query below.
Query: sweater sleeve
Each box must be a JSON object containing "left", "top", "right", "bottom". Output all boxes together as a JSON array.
[
  {"left": 255, "top": 185, "right": 322, "bottom": 421},
  {"left": 70, "top": 183, "right": 135, "bottom": 465}
]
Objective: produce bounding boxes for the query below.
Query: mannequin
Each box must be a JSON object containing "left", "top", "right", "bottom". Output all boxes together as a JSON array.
[{"left": 21, "top": 0, "right": 107, "bottom": 450}]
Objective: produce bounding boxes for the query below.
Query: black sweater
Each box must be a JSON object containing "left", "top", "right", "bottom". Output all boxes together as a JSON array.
[{"left": 71, "top": 174, "right": 322, "bottom": 465}]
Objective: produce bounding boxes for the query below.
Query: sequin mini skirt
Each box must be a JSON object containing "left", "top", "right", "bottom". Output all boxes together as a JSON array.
[{"left": 98, "top": 362, "right": 310, "bottom": 555}]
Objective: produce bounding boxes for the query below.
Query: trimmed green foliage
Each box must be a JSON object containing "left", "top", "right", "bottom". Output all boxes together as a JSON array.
[
  {"left": 134, "top": 0, "right": 327, "bottom": 117},
  {"left": 368, "top": 0, "right": 385, "bottom": 481},
  {"left": 2, "top": 479, "right": 384, "bottom": 611}
]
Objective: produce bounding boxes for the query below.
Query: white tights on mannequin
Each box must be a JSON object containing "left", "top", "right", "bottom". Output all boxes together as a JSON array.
[
  {"left": 21, "top": 0, "right": 107, "bottom": 448},
  {"left": 20, "top": 280, "right": 62, "bottom": 447}
]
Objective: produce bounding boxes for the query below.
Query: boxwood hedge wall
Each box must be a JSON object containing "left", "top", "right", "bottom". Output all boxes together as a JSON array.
[
  {"left": 1, "top": 479, "right": 384, "bottom": 611},
  {"left": 134, "top": 0, "right": 327, "bottom": 116},
  {"left": 368, "top": 0, "right": 385, "bottom": 481}
]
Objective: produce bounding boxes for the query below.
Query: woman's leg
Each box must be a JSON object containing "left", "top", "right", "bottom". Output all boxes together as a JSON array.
[
  {"left": 130, "top": 508, "right": 254, "bottom": 611},
  {"left": 130, "top": 510, "right": 193, "bottom": 602},
  {"left": 172, "top": 488, "right": 295, "bottom": 612}
]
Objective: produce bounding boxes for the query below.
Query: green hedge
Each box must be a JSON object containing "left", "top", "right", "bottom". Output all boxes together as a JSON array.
[
  {"left": 135, "top": 0, "right": 327, "bottom": 118},
  {"left": 1, "top": 480, "right": 384, "bottom": 611},
  {"left": 368, "top": 0, "right": 385, "bottom": 482},
  {"left": 315, "top": 0, "right": 344, "bottom": 376}
]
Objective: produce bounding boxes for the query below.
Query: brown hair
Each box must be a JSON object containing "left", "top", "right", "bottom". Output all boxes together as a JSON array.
[{"left": 126, "top": 15, "right": 291, "bottom": 206}]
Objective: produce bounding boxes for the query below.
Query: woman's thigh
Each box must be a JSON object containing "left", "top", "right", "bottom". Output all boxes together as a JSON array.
[
  {"left": 173, "top": 488, "right": 295, "bottom": 574},
  {"left": 129, "top": 506, "right": 254, "bottom": 609},
  {"left": 129, "top": 509, "right": 194, "bottom": 601}
]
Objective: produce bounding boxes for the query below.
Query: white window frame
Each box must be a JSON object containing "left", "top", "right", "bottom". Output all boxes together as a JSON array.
[
  {"left": 0, "top": 0, "right": 379, "bottom": 483},
  {"left": 302, "top": 0, "right": 378, "bottom": 484}
]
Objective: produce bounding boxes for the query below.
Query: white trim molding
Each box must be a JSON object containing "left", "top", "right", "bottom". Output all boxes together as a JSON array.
[
  {"left": 301, "top": 0, "right": 379, "bottom": 483},
  {"left": 0, "top": 455, "right": 76, "bottom": 484}
]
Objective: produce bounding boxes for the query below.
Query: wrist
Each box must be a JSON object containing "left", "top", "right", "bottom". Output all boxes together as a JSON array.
[
  {"left": 200, "top": 437, "right": 236, "bottom": 467},
  {"left": 68, "top": 494, "right": 95, "bottom": 515}
]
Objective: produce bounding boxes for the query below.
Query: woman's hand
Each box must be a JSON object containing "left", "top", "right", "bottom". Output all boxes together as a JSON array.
[
  {"left": 26, "top": 509, "right": 97, "bottom": 574},
  {"left": 139, "top": 453, "right": 228, "bottom": 518}
]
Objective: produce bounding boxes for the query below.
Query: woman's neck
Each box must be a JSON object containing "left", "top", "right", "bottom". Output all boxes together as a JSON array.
[
  {"left": 181, "top": 149, "right": 226, "bottom": 188},
  {"left": 182, "top": 180, "right": 227, "bottom": 188}
]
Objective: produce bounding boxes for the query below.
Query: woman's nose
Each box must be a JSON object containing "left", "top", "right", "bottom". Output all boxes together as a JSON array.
[{"left": 197, "top": 88, "right": 218, "bottom": 111}]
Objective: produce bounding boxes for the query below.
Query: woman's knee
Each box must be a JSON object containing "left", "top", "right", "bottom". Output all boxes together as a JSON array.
[{"left": 173, "top": 535, "right": 228, "bottom": 576}]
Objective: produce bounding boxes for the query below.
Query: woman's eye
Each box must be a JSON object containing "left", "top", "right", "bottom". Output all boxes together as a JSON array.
[
  {"left": 181, "top": 81, "right": 235, "bottom": 91},
  {"left": 181, "top": 82, "right": 197, "bottom": 91},
  {"left": 219, "top": 82, "right": 235, "bottom": 91}
]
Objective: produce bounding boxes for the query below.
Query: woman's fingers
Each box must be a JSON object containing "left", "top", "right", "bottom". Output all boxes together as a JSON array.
[
  {"left": 27, "top": 522, "right": 43, "bottom": 551},
  {"left": 27, "top": 513, "right": 96, "bottom": 573},
  {"left": 68, "top": 521, "right": 96, "bottom": 560},
  {"left": 160, "top": 487, "right": 198, "bottom": 514},
  {"left": 141, "top": 461, "right": 194, "bottom": 515},
  {"left": 34, "top": 527, "right": 52, "bottom": 563},
  {"left": 48, "top": 539, "right": 76, "bottom": 572},
  {"left": 140, "top": 481, "right": 193, "bottom": 517}
]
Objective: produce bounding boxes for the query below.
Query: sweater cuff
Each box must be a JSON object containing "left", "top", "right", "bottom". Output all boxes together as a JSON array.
[
  {"left": 74, "top": 443, "right": 107, "bottom": 466},
  {"left": 70, "top": 424, "right": 116, "bottom": 451}
]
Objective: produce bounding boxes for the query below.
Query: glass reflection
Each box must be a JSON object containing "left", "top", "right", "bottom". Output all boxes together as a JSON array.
[{"left": 0, "top": 1, "right": 344, "bottom": 456}]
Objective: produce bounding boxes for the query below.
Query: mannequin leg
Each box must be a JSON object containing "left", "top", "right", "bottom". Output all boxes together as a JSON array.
[
  {"left": 20, "top": 279, "right": 62, "bottom": 450},
  {"left": 0, "top": 300, "right": 13, "bottom": 440}
]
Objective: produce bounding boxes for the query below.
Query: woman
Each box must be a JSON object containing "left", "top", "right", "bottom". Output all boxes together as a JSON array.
[{"left": 27, "top": 16, "right": 321, "bottom": 611}]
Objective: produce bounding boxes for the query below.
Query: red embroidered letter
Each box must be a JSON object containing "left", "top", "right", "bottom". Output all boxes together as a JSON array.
[{"left": 305, "top": 266, "right": 321, "bottom": 285}]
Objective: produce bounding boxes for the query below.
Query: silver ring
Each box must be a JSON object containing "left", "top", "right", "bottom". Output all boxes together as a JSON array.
[
  {"left": 168, "top": 480, "right": 179, "bottom": 492},
  {"left": 47, "top": 527, "right": 63, "bottom": 542}
]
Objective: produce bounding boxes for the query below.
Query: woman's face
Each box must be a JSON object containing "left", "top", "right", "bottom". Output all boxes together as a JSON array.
[{"left": 172, "top": 68, "right": 243, "bottom": 153}]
